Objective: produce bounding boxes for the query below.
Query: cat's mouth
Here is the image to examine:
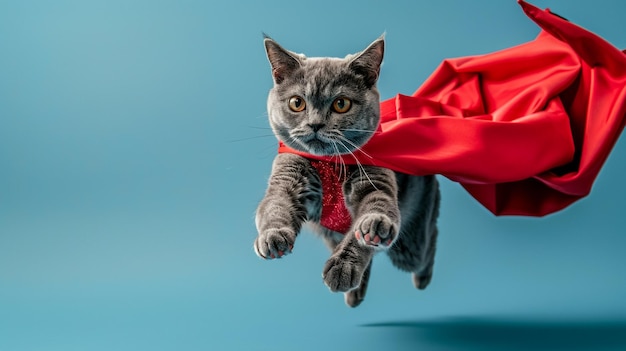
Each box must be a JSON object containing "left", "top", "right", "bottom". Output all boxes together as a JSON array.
[
  {"left": 309, "top": 138, "right": 332, "bottom": 153},
  {"left": 284, "top": 129, "right": 369, "bottom": 157},
  {"left": 302, "top": 135, "right": 334, "bottom": 156},
  {"left": 284, "top": 132, "right": 337, "bottom": 156}
]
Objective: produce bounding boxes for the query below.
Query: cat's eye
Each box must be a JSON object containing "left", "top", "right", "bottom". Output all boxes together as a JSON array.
[
  {"left": 332, "top": 97, "right": 352, "bottom": 113},
  {"left": 288, "top": 96, "right": 306, "bottom": 112}
]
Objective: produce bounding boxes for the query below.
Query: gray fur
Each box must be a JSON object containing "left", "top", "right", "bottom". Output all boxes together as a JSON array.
[{"left": 255, "top": 36, "right": 440, "bottom": 307}]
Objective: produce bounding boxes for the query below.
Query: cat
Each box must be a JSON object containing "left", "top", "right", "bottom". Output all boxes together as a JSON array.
[{"left": 254, "top": 35, "right": 441, "bottom": 307}]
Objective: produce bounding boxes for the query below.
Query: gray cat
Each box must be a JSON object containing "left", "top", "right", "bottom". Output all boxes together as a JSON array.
[{"left": 254, "top": 36, "right": 441, "bottom": 307}]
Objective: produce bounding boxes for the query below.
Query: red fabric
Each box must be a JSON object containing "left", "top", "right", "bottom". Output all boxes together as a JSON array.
[
  {"left": 279, "top": 0, "right": 626, "bottom": 216},
  {"left": 309, "top": 161, "right": 352, "bottom": 233}
]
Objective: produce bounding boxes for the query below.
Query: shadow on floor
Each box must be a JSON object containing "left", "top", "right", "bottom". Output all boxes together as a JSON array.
[{"left": 361, "top": 315, "right": 626, "bottom": 351}]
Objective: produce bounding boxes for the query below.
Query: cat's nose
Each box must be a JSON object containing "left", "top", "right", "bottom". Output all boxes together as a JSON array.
[{"left": 308, "top": 123, "right": 325, "bottom": 132}]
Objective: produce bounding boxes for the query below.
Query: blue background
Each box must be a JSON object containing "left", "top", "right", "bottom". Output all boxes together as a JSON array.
[{"left": 1, "top": 1, "right": 625, "bottom": 350}]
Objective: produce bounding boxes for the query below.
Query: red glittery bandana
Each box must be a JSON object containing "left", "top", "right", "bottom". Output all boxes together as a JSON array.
[{"left": 309, "top": 160, "right": 352, "bottom": 234}]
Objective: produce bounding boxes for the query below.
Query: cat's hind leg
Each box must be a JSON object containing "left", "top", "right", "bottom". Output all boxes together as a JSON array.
[
  {"left": 389, "top": 174, "right": 440, "bottom": 290},
  {"left": 411, "top": 227, "right": 438, "bottom": 290},
  {"left": 387, "top": 224, "right": 439, "bottom": 290}
]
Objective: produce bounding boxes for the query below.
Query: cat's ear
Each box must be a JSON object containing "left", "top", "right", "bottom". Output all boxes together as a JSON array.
[
  {"left": 264, "top": 36, "right": 301, "bottom": 84},
  {"left": 349, "top": 36, "right": 385, "bottom": 87}
]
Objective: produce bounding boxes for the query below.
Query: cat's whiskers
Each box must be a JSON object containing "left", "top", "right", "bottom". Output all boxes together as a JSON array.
[
  {"left": 288, "top": 135, "right": 304, "bottom": 150},
  {"left": 227, "top": 124, "right": 280, "bottom": 143},
  {"left": 329, "top": 140, "right": 348, "bottom": 181},
  {"left": 334, "top": 138, "right": 378, "bottom": 190},
  {"left": 329, "top": 129, "right": 367, "bottom": 178},
  {"left": 339, "top": 128, "right": 381, "bottom": 134},
  {"left": 334, "top": 134, "right": 378, "bottom": 189},
  {"left": 324, "top": 131, "right": 349, "bottom": 180},
  {"left": 338, "top": 144, "right": 348, "bottom": 182},
  {"left": 227, "top": 134, "right": 277, "bottom": 143},
  {"left": 336, "top": 134, "right": 374, "bottom": 160}
]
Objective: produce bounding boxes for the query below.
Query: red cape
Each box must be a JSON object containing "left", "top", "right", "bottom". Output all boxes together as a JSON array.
[{"left": 279, "top": 0, "right": 626, "bottom": 216}]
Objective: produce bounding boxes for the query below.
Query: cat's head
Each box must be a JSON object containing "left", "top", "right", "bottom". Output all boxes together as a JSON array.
[{"left": 264, "top": 36, "right": 384, "bottom": 156}]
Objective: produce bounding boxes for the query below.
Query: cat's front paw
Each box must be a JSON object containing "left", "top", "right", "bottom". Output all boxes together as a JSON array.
[
  {"left": 354, "top": 213, "right": 398, "bottom": 249},
  {"left": 254, "top": 228, "right": 295, "bottom": 259},
  {"left": 322, "top": 255, "right": 364, "bottom": 292}
]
